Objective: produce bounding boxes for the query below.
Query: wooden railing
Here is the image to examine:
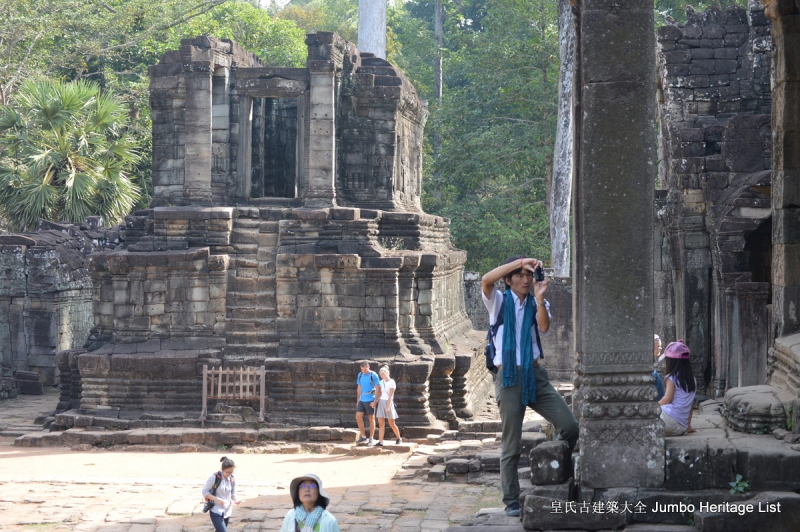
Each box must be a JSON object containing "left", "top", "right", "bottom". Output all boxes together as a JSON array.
[{"left": 201, "top": 365, "right": 265, "bottom": 426}]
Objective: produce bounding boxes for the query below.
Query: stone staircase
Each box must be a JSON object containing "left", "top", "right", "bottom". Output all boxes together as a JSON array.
[{"left": 223, "top": 208, "right": 279, "bottom": 358}]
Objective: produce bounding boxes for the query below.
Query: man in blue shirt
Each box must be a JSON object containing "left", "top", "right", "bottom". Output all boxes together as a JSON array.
[{"left": 355, "top": 361, "right": 380, "bottom": 444}]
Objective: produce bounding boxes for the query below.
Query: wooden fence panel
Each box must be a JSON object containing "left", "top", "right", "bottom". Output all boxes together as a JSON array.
[{"left": 200, "top": 365, "right": 265, "bottom": 426}]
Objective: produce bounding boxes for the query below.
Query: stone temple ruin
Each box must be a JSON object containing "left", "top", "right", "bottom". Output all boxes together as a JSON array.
[
  {"left": 1, "top": 33, "right": 490, "bottom": 429},
  {"left": 3, "top": 0, "right": 800, "bottom": 528}
]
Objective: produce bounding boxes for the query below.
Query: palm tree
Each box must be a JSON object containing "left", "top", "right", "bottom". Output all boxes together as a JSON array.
[{"left": 0, "top": 79, "right": 141, "bottom": 232}]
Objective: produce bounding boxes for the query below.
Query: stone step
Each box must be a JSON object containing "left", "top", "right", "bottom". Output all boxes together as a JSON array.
[
  {"left": 232, "top": 216, "right": 261, "bottom": 227},
  {"left": 226, "top": 332, "right": 278, "bottom": 344},
  {"left": 227, "top": 308, "right": 277, "bottom": 320},
  {"left": 223, "top": 343, "right": 279, "bottom": 357},
  {"left": 226, "top": 320, "right": 276, "bottom": 333},
  {"left": 232, "top": 243, "right": 258, "bottom": 254}
]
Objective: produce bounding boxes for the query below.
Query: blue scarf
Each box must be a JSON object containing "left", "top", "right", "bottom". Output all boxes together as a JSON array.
[
  {"left": 294, "top": 505, "right": 324, "bottom": 530},
  {"left": 501, "top": 291, "right": 537, "bottom": 405}
]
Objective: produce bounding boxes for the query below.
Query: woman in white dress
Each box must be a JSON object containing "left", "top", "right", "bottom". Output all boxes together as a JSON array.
[{"left": 373, "top": 366, "right": 402, "bottom": 446}]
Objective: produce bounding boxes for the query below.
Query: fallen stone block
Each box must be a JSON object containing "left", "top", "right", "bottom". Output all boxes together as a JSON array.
[
  {"left": 445, "top": 458, "right": 470, "bottom": 474},
  {"left": 529, "top": 441, "right": 570, "bottom": 485},
  {"left": 723, "top": 386, "right": 787, "bottom": 434},
  {"left": 469, "top": 459, "right": 482, "bottom": 472},
  {"left": 427, "top": 464, "right": 446, "bottom": 482}
]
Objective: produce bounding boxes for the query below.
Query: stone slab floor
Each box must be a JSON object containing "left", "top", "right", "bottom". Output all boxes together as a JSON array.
[
  {"left": 0, "top": 442, "right": 507, "bottom": 532},
  {"left": 0, "top": 390, "right": 509, "bottom": 532}
]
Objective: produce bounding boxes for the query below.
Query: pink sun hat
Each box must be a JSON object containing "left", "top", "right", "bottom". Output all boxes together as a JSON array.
[{"left": 658, "top": 340, "right": 690, "bottom": 362}]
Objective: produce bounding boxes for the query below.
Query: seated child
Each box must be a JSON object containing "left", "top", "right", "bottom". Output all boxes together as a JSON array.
[{"left": 658, "top": 340, "right": 696, "bottom": 436}]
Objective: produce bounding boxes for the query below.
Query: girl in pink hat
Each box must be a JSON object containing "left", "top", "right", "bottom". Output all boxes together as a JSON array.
[{"left": 658, "top": 340, "right": 697, "bottom": 436}]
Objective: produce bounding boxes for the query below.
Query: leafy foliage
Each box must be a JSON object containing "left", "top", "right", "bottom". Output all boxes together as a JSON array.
[
  {"left": 729, "top": 473, "right": 750, "bottom": 495},
  {"left": 391, "top": 0, "right": 558, "bottom": 273},
  {"left": 0, "top": 80, "right": 141, "bottom": 231},
  {"left": 654, "top": 0, "right": 747, "bottom": 26}
]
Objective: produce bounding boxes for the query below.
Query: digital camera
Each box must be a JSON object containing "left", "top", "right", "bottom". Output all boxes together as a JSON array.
[
  {"left": 202, "top": 500, "right": 215, "bottom": 513},
  {"left": 533, "top": 266, "right": 545, "bottom": 282}
]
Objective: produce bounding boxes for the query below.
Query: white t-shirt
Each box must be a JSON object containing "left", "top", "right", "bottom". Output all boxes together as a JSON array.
[
  {"left": 379, "top": 379, "right": 396, "bottom": 400},
  {"left": 482, "top": 288, "right": 550, "bottom": 367}
]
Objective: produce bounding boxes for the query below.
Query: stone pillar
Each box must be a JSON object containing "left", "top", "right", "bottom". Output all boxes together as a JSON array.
[
  {"left": 358, "top": 0, "right": 387, "bottom": 59},
  {"left": 305, "top": 60, "right": 337, "bottom": 208},
  {"left": 183, "top": 64, "right": 214, "bottom": 205},
  {"left": 573, "top": 0, "right": 663, "bottom": 488},
  {"left": 736, "top": 282, "right": 770, "bottom": 385},
  {"left": 765, "top": 0, "right": 800, "bottom": 338}
]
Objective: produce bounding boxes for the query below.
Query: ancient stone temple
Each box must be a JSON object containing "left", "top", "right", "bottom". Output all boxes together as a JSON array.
[
  {"left": 52, "top": 34, "right": 489, "bottom": 427},
  {"left": 655, "top": 1, "right": 774, "bottom": 399}
]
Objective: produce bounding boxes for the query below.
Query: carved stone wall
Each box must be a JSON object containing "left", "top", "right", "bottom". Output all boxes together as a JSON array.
[
  {"left": 40, "top": 33, "right": 485, "bottom": 426},
  {"left": 656, "top": 3, "right": 773, "bottom": 397},
  {"left": 0, "top": 222, "right": 117, "bottom": 384},
  {"left": 764, "top": 0, "right": 800, "bottom": 395}
]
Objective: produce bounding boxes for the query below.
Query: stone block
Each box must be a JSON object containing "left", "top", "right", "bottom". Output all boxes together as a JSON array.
[
  {"left": 427, "top": 464, "right": 446, "bottom": 482},
  {"left": 529, "top": 441, "right": 570, "bottom": 485},
  {"left": 520, "top": 431, "right": 548, "bottom": 457},
  {"left": 665, "top": 437, "right": 709, "bottom": 490},
  {"left": 522, "top": 495, "right": 625, "bottom": 531},
  {"left": 706, "top": 438, "right": 736, "bottom": 488},
  {"left": 445, "top": 458, "right": 470, "bottom": 474},
  {"left": 693, "top": 491, "right": 800, "bottom": 531},
  {"left": 308, "top": 426, "right": 332, "bottom": 441}
]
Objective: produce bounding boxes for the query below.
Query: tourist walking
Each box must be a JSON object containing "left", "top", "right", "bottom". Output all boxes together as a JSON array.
[
  {"left": 373, "top": 365, "right": 402, "bottom": 446},
  {"left": 658, "top": 340, "right": 696, "bottom": 436},
  {"left": 280, "top": 473, "right": 340, "bottom": 532},
  {"left": 481, "top": 256, "right": 579, "bottom": 516},
  {"left": 201, "top": 456, "right": 241, "bottom": 532},
  {"left": 355, "top": 361, "right": 380, "bottom": 444}
]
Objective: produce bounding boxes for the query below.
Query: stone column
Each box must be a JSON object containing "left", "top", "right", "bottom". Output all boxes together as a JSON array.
[
  {"left": 573, "top": 0, "right": 663, "bottom": 488},
  {"left": 765, "top": 0, "right": 800, "bottom": 338},
  {"left": 183, "top": 64, "right": 214, "bottom": 205},
  {"left": 358, "top": 0, "right": 387, "bottom": 59},
  {"left": 736, "top": 282, "right": 770, "bottom": 386},
  {"left": 305, "top": 60, "right": 337, "bottom": 208}
]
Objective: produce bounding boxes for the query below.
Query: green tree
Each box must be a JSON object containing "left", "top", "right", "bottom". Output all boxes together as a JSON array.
[
  {"left": 0, "top": 80, "right": 141, "bottom": 232},
  {"left": 391, "top": 0, "right": 558, "bottom": 273}
]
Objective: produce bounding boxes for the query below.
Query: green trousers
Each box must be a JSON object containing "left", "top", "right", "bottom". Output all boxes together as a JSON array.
[{"left": 495, "top": 366, "right": 579, "bottom": 507}]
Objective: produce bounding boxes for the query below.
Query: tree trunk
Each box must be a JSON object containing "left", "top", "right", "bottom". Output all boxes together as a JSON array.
[
  {"left": 358, "top": 0, "right": 387, "bottom": 59},
  {"left": 549, "top": 0, "right": 575, "bottom": 277},
  {"left": 432, "top": 0, "right": 444, "bottom": 198}
]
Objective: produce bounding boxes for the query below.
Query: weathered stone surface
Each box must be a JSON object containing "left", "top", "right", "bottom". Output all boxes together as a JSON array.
[
  {"left": 521, "top": 495, "right": 626, "bottom": 530},
  {"left": 665, "top": 437, "right": 709, "bottom": 490},
  {"left": 445, "top": 458, "right": 470, "bottom": 474},
  {"left": 693, "top": 491, "right": 800, "bottom": 531},
  {"left": 635, "top": 488, "right": 755, "bottom": 525},
  {"left": 723, "top": 386, "right": 787, "bottom": 434},
  {"left": 529, "top": 441, "right": 570, "bottom": 485}
]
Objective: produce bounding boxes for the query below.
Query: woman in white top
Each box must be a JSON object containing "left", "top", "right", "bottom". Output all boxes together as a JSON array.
[
  {"left": 372, "top": 366, "right": 401, "bottom": 446},
  {"left": 201, "top": 456, "right": 242, "bottom": 532}
]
